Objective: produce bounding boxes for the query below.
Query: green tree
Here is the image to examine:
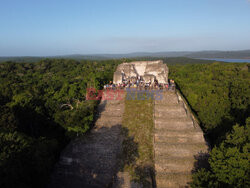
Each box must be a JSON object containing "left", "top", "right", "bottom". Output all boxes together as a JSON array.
[{"left": 191, "top": 118, "right": 250, "bottom": 187}]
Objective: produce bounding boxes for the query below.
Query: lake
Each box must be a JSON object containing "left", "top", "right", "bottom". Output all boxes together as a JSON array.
[{"left": 199, "top": 58, "right": 250, "bottom": 63}]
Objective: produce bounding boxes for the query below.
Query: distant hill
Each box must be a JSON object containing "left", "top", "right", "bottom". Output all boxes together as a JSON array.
[
  {"left": 184, "top": 50, "right": 250, "bottom": 59},
  {"left": 0, "top": 56, "right": 44, "bottom": 63},
  {"left": 1, "top": 50, "right": 250, "bottom": 63},
  {"left": 68, "top": 50, "right": 250, "bottom": 59}
]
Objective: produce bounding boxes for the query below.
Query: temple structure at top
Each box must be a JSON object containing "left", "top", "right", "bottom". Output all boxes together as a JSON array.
[{"left": 113, "top": 60, "right": 169, "bottom": 84}]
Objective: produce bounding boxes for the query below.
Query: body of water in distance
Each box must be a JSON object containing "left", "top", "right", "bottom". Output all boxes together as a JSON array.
[{"left": 199, "top": 58, "right": 250, "bottom": 63}]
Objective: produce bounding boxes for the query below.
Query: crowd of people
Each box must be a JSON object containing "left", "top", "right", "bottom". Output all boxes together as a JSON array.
[{"left": 104, "top": 76, "right": 175, "bottom": 91}]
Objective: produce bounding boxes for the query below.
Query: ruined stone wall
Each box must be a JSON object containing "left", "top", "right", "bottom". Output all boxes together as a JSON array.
[{"left": 113, "top": 60, "right": 169, "bottom": 84}]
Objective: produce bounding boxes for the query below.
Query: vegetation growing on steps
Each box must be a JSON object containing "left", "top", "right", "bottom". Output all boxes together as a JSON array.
[
  {"left": 169, "top": 62, "right": 250, "bottom": 187},
  {"left": 120, "top": 94, "right": 154, "bottom": 187}
]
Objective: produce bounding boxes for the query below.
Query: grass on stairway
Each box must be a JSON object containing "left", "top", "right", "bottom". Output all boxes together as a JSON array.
[{"left": 120, "top": 94, "right": 154, "bottom": 187}]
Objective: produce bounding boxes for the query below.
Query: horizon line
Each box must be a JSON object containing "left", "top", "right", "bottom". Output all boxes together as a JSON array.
[{"left": 1, "top": 49, "right": 250, "bottom": 58}]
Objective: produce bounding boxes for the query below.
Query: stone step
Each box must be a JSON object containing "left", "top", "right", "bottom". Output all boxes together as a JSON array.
[
  {"left": 154, "top": 118, "right": 194, "bottom": 131},
  {"left": 156, "top": 172, "right": 191, "bottom": 188},
  {"left": 91, "top": 125, "right": 121, "bottom": 134},
  {"left": 155, "top": 130, "right": 205, "bottom": 144},
  {"left": 154, "top": 107, "right": 187, "bottom": 118},
  {"left": 99, "top": 102, "right": 124, "bottom": 109},
  {"left": 154, "top": 98, "right": 179, "bottom": 105},
  {"left": 77, "top": 133, "right": 122, "bottom": 146},
  {"left": 98, "top": 110, "right": 123, "bottom": 117},
  {"left": 95, "top": 117, "right": 122, "bottom": 127},
  {"left": 155, "top": 156, "right": 195, "bottom": 173},
  {"left": 161, "top": 92, "right": 178, "bottom": 96},
  {"left": 154, "top": 143, "right": 208, "bottom": 158},
  {"left": 154, "top": 103, "right": 183, "bottom": 109},
  {"left": 71, "top": 143, "right": 120, "bottom": 153},
  {"left": 155, "top": 103, "right": 183, "bottom": 109},
  {"left": 96, "top": 116, "right": 122, "bottom": 122},
  {"left": 95, "top": 121, "right": 122, "bottom": 128},
  {"left": 154, "top": 125, "right": 202, "bottom": 134},
  {"left": 154, "top": 122, "right": 194, "bottom": 132},
  {"left": 98, "top": 102, "right": 124, "bottom": 112},
  {"left": 100, "top": 99, "right": 124, "bottom": 105},
  {"left": 98, "top": 104, "right": 124, "bottom": 110},
  {"left": 155, "top": 116, "right": 192, "bottom": 122},
  {"left": 160, "top": 92, "right": 178, "bottom": 98}
]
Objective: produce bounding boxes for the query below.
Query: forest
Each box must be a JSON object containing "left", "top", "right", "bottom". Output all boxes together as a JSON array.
[
  {"left": 0, "top": 59, "right": 121, "bottom": 187},
  {"left": 169, "top": 62, "right": 250, "bottom": 187},
  {"left": 0, "top": 58, "right": 249, "bottom": 187}
]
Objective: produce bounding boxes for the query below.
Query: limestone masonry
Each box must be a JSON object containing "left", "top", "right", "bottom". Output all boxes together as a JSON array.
[
  {"left": 113, "top": 60, "right": 169, "bottom": 84},
  {"left": 154, "top": 91, "right": 208, "bottom": 187}
]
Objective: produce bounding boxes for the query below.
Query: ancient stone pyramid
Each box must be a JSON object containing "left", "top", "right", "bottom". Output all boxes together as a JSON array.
[{"left": 49, "top": 61, "right": 208, "bottom": 188}]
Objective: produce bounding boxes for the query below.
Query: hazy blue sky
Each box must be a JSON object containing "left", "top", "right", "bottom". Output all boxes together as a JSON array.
[{"left": 0, "top": 0, "right": 250, "bottom": 56}]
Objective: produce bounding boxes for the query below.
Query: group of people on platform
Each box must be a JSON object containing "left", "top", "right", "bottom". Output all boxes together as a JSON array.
[{"left": 104, "top": 77, "right": 175, "bottom": 91}]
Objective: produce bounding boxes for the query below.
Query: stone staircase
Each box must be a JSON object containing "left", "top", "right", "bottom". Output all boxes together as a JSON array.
[
  {"left": 154, "top": 91, "right": 208, "bottom": 188},
  {"left": 49, "top": 92, "right": 125, "bottom": 188},
  {"left": 49, "top": 89, "right": 208, "bottom": 188}
]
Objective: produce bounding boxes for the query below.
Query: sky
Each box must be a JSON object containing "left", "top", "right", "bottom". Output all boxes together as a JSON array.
[{"left": 0, "top": 0, "right": 250, "bottom": 56}]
